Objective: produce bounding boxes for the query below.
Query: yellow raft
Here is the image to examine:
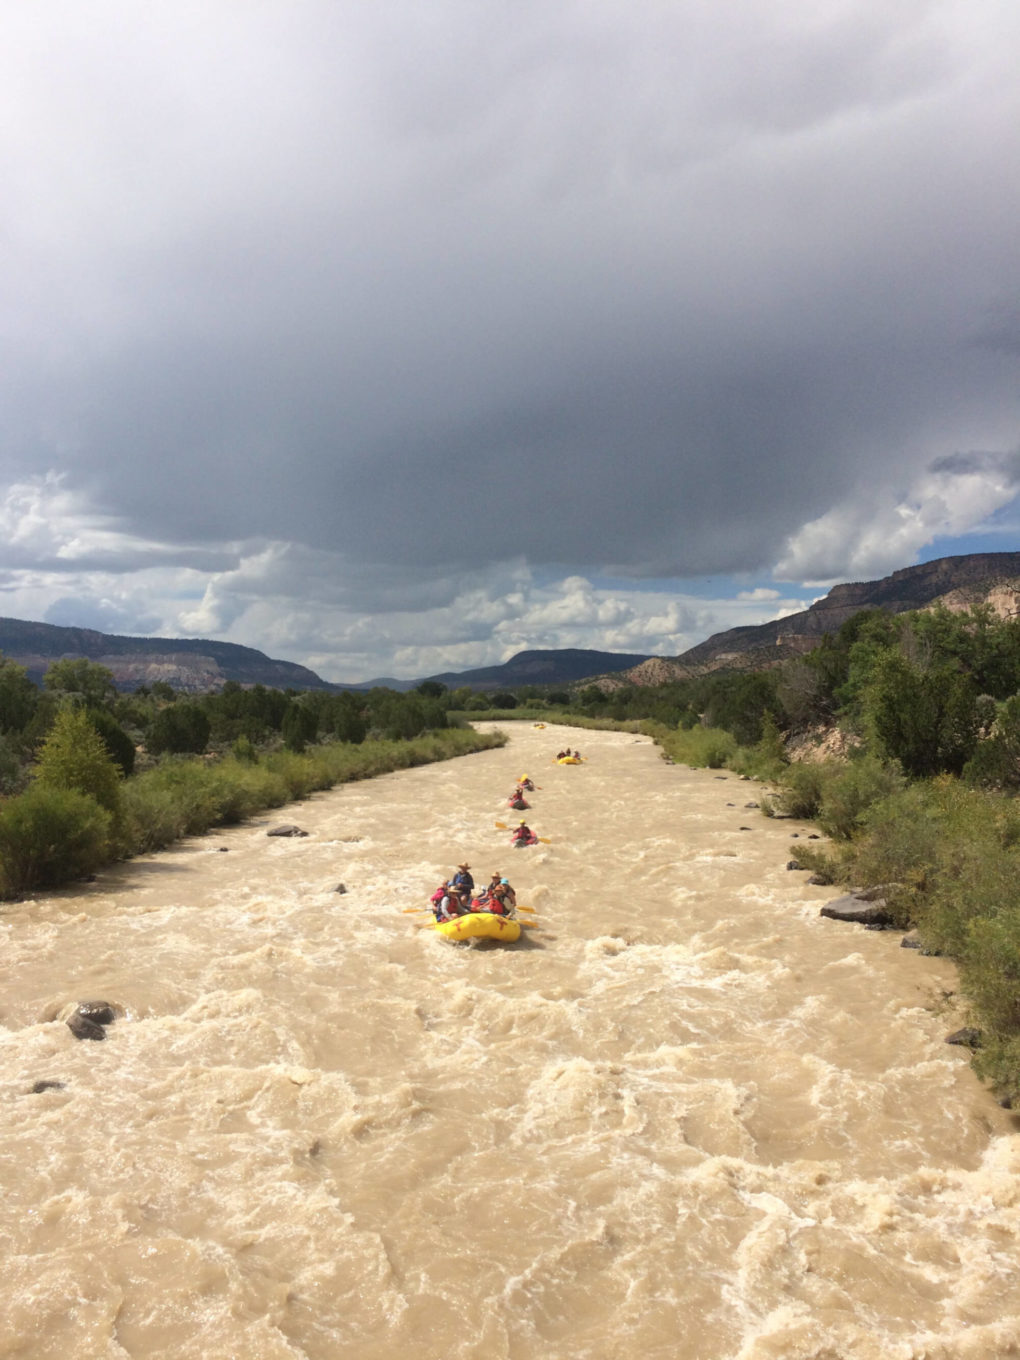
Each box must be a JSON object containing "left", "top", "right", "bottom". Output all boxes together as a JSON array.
[
  {"left": 557, "top": 756, "right": 582, "bottom": 764},
  {"left": 433, "top": 912, "right": 521, "bottom": 943}
]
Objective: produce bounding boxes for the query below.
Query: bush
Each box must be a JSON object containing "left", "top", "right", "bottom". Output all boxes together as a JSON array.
[
  {"left": 657, "top": 725, "right": 737, "bottom": 769},
  {"left": 815, "top": 755, "right": 905, "bottom": 841},
  {"left": 0, "top": 784, "right": 111, "bottom": 896},
  {"left": 231, "top": 735, "right": 258, "bottom": 763},
  {"left": 770, "top": 762, "right": 834, "bottom": 820}
]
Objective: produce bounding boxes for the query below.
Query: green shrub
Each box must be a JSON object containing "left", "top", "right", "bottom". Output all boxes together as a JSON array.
[
  {"left": 231, "top": 735, "right": 258, "bottom": 763},
  {"left": 658, "top": 725, "right": 737, "bottom": 769},
  {"left": 0, "top": 784, "right": 111, "bottom": 896},
  {"left": 816, "top": 755, "right": 905, "bottom": 841},
  {"left": 787, "top": 841, "right": 843, "bottom": 884},
  {"left": 771, "top": 761, "right": 834, "bottom": 819}
]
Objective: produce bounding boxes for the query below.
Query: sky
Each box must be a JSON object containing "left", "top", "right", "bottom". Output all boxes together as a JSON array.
[{"left": 1, "top": 0, "right": 1018, "bottom": 682}]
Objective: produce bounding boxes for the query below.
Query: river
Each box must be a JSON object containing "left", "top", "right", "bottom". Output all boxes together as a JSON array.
[{"left": 0, "top": 722, "right": 1017, "bottom": 1359}]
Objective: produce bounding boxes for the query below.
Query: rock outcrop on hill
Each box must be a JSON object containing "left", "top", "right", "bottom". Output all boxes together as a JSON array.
[{"left": 619, "top": 553, "right": 1020, "bottom": 683}]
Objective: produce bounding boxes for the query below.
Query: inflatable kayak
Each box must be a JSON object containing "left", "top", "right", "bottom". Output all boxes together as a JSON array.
[
  {"left": 508, "top": 796, "right": 529, "bottom": 810},
  {"left": 557, "top": 756, "right": 582, "bottom": 765},
  {"left": 433, "top": 912, "right": 521, "bottom": 942}
]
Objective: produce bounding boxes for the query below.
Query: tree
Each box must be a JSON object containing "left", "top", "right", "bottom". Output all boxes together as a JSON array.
[
  {"left": 43, "top": 658, "right": 118, "bottom": 710},
  {"left": 147, "top": 703, "right": 211, "bottom": 755},
  {"left": 281, "top": 702, "right": 318, "bottom": 752},
  {"left": 862, "top": 653, "right": 980, "bottom": 777},
  {"left": 415, "top": 680, "right": 447, "bottom": 698},
  {"left": 34, "top": 706, "right": 123, "bottom": 816},
  {"left": 0, "top": 652, "right": 38, "bottom": 735},
  {"left": 88, "top": 709, "right": 136, "bottom": 776}
]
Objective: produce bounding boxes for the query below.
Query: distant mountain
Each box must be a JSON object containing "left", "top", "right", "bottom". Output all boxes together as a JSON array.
[
  {"left": 0, "top": 617, "right": 335, "bottom": 693},
  {"left": 352, "top": 648, "right": 657, "bottom": 693},
  {"left": 422, "top": 647, "right": 655, "bottom": 691},
  {"left": 0, "top": 619, "right": 655, "bottom": 695},
  {"left": 620, "top": 553, "right": 1020, "bottom": 686}
]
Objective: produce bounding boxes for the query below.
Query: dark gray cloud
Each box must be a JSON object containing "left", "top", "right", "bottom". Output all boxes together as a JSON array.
[{"left": 1, "top": 1, "right": 1018, "bottom": 675}]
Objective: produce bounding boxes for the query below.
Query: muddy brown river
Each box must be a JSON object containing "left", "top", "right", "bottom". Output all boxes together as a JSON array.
[{"left": 1, "top": 722, "right": 1018, "bottom": 1358}]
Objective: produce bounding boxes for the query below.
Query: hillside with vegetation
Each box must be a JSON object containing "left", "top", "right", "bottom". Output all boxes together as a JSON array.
[{"left": 618, "top": 551, "right": 1020, "bottom": 682}]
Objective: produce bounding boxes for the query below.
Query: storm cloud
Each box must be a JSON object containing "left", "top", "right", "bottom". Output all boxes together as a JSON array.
[{"left": 1, "top": 1, "right": 1018, "bottom": 678}]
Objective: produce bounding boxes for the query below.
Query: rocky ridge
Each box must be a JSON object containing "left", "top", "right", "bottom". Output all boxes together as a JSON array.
[{"left": 613, "top": 553, "right": 1020, "bottom": 685}]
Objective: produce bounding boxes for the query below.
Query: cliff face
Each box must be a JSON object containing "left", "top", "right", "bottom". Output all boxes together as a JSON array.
[{"left": 621, "top": 553, "right": 1020, "bottom": 683}]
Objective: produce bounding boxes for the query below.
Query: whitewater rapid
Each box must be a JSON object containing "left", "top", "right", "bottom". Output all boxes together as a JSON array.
[{"left": 0, "top": 722, "right": 1017, "bottom": 1359}]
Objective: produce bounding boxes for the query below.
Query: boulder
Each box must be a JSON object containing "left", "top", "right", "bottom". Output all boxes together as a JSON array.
[
  {"left": 945, "top": 1027, "right": 982, "bottom": 1049},
  {"left": 267, "top": 825, "right": 309, "bottom": 838},
  {"left": 67, "top": 1013, "right": 106, "bottom": 1041},
  {"left": 744, "top": 802, "right": 760, "bottom": 809},
  {"left": 787, "top": 860, "right": 803, "bottom": 871},
  {"left": 335, "top": 883, "right": 348, "bottom": 895},
  {"left": 31, "top": 1080, "right": 66, "bottom": 1093},
  {"left": 819, "top": 892, "right": 896, "bottom": 927},
  {"left": 76, "top": 1001, "right": 116, "bottom": 1026}
]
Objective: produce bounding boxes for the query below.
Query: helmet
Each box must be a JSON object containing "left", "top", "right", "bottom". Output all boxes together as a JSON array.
[
  {"left": 519, "top": 819, "right": 527, "bottom": 825},
  {"left": 500, "top": 878, "right": 509, "bottom": 885}
]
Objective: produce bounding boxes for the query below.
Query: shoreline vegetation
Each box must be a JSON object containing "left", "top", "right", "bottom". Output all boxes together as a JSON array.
[{"left": 0, "top": 725, "right": 506, "bottom": 899}]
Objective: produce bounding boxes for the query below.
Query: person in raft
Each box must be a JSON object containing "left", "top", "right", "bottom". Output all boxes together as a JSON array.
[
  {"left": 519, "top": 775, "right": 535, "bottom": 791},
  {"left": 481, "top": 871, "right": 502, "bottom": 902},
  {"left": 512, "top": 820, "right": 538, "bottom": 847},
  {"left": 491, "top": 876, "right": 517, "bottom": 916},
  {"left": 451, "top": 863, "right": 474, "bottom": 898},
  {"left": 430, "top": 884, "right": 461, "bottom": 921}
]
